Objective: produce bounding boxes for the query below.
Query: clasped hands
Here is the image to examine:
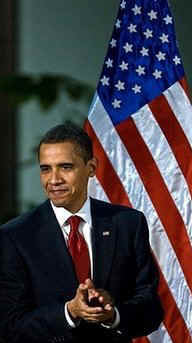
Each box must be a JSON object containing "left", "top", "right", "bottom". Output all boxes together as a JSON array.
[{"left": 67, "top": 278, "right": 115, "bottom": 324}]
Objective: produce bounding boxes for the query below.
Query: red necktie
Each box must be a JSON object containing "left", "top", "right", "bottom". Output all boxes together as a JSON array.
[{"left": 67, "top": 216, "right": 91, "bottom": 283}]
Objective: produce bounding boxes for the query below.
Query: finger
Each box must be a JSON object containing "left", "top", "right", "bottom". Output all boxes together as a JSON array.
[
  {"left": 77, "top": 283, "right": 89, "bottom": 302},
  {"left": 84, "top": 312, "right": 111, "bottom": 323},
  {"left": 84, "top": 304, "right": 103, "bottom": 314},
  {"left": 84, "top": 278, "right": 95, "bottom": 289},
  {"left": 89, "top": 289, "right": 98, "bottom": 297},
  {"left": 88, "top": 290, "right": 99, "bottom": 303},
  {"left": 98, "top": 295, "right": 104, "bottom": 303},
  {"left": 80, "top": 306, "right": 104, "bottom": 321},
  {"left": 103, "top": 303, "right": 112, "bottom": 311},
  {"left": 78, "top": 282, "right": 88, "bottom": 290},
  {"left": 83, "top": 310, "right": 106, "bottom": 320}
]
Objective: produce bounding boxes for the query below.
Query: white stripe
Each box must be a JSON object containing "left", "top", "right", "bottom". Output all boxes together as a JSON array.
[
  {"left": 88, "top": 176, "right": 109, "bottom": 203},
  {"left": 164, "top": 81, "right": 192, "bottom": 148},
  {"left": 148, "top": 324, "right": 173, "bottom": 343},
  {"left": 88, "top": 93, "right": 192, "bottom": 334},
  {"left": 132, "top": 103, "right": 192, "bottom": 243}
]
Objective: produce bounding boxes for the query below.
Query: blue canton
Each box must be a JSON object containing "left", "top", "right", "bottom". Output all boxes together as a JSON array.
[{"left": 97, "top": 0, "right": 185, "bottom": 125}]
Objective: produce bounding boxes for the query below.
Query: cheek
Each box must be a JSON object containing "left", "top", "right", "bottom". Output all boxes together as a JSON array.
[
  {"left": 40, "top": 175, "right": 48, "bottom": 188},
  {"left": 77, "top": 175, "right": 89, "bottom": 191},
  {"left": 67, "top": 171, "right": 89, "bottom": 193},
  {"left": 70, "top": 186, "right": 76, "bottom": 194},
  {"left": 70, "top": 179, "right": 85, "bottom": 194},
  {"left": 40, "top": 175, "right": 44, "bottom": 186}
]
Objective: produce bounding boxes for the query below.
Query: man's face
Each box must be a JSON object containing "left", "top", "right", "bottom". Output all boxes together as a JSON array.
[{"left": 39, "top": 142, "right": 97, "bottom": 213}]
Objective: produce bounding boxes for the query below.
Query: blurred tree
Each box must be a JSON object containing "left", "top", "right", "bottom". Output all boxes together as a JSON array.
[{"left": 0, "top": 73, "right": 94, "bottom": 111}]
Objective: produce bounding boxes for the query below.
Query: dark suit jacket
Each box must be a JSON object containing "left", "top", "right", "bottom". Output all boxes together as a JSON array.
[{"left": 0, "top": 198, "right": 163, "bottom": 343}]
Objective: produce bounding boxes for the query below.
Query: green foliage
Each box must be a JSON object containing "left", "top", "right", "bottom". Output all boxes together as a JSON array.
[{"left": 0, "top": 73, "right": 94, "bottom": 110}]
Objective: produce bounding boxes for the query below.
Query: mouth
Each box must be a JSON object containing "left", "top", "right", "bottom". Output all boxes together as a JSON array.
[{"left": 48, "top": 188, "right": 69, "bottom": 197}]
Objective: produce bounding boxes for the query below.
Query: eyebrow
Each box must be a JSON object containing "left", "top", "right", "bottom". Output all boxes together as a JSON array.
[
  {"left": 39, "top": 162, "right": 74, "bottom": 168},
  {"left": 39, "top": 164, "right": 50, "bottom": 169},
  {"left": 58, "top": 163, "right": 74, "bottom": 167}
]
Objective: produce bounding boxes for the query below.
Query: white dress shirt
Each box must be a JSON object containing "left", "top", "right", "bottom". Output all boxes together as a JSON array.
[
  {"left": 51, "top": 197, "right": 93, "bottom": 278},
  {"left": 51, "top": 197, "right": 120, "bottom": 329}
]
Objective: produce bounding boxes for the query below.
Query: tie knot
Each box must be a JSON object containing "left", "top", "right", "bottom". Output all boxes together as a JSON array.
[{"left": 67, "top": 215, "right": 81, "bottom": 232}]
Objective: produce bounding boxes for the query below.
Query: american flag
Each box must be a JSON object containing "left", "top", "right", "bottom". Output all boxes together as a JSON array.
[{"left": 84, "top": 0, "right": 192, "bottom": 342}]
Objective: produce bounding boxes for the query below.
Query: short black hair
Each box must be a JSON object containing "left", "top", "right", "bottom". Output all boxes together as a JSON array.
[{"left": 37, "top": 121, "right": 93, "bottom": 163}]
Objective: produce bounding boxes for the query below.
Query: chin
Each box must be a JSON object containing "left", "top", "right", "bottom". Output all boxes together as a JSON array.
[{"left": 51, "top": 198, "right": 67, "bottom": 207}]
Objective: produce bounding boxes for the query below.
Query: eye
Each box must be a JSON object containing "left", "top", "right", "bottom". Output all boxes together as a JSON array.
[
  {"left": 40, "top": 165, "right": 50, "bottom": 173},
  {"left": 60, "top": 163, "right": 73, "bottom": 170}
]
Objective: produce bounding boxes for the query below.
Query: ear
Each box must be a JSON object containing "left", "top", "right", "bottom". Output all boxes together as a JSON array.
[{"left": 88, "top": 157, "right": 98, "bottom": 177}]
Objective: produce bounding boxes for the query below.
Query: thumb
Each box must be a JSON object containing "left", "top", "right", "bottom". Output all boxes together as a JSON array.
[
  {"left": 77, "top": 283, "right": 89, "bottom": 303},
  {"left": 84, "top": 278, "right": 95, "bottom": 289}
]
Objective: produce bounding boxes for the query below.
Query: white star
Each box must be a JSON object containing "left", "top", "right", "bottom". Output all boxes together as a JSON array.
[
  {"left": 163, "top": 15, "right": 173, "bottom": 25},
  {"left": 148, "top": 10, "right": 157, "bottom": 20},
  {"left": 105, "top": 58, "right": 113, "bottom": 68},
  {"left": 136, "top": 65, "right": 145, "bottom": 76},
  {"left": 153, "top": 69, "right": 162, "bottom": 79},
  {"left": 159, "top": 33, "right": 169, "bottom": 43},
  {"left": 119, "top": 61, "right": 128, "bottom": 71},
  {"left": 115, "top": 19, "right": 121, "bottom": 28},
  {"left": 132, "top": 4, "right": 142, "bottom": 15},
  {"left": 120, "top": 0, "right": 126, "bottom": 9},
  {"left": 143, "top": 28, "right": 153, "bottom": 39},
  {"left": 123, "top": 42, "right": 133, "bottom": 53},
  {"left": 156, "top": 51, "right": 166, "bottom": 61},
  {"left": 140, "top": 47, "right": 149, "bottom": 56},
  {"left": 100, "top": 75, "right": 110, "bottom": 86},
  {"left": 110, "top": 38, "right": 117, "bottom": 48},
  {"left": 132, "top": 84, "right": 141, "bottom": 94},
  {"left": 173, "top": 55, "right": 181, "bottom": 65},
  {"left": 128, "top": 23, "right": 137, "bottom": 33},
  {"left": 112, "top": 98, "right": 121, "bottom": 108},
  {"left": 115, "top": 80, "right": 125, "bottom": 91}
]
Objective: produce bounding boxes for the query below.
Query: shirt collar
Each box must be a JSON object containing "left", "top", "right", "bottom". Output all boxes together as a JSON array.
[{"left": 51, "top": 197, "right": 92, "bottom": 227}]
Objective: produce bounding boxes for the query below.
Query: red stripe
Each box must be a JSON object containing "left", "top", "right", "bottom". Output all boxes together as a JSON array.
[
  {"left": 116, "top": 118, "right": 192, "bottom": 294},
  {"left": 158, "top": 263, "right": 192, "bottom": 343},
  {"left": 133, "top": 337, "right": 150, "bottom": 343},
  {"left": 84, "top": 120, "right": 131, "bottom": 206},
  {"left": 84, "top": 119, "right": 192, "bottom": 342},
  {"left": 149, "top": 92, "right": 192, "bottom": 198},
  {"left": 179, "top": 77, "right": 192, "bottom": 102},
  {"left": 133, "top": 261, "right": 192, "bottom": 343}
]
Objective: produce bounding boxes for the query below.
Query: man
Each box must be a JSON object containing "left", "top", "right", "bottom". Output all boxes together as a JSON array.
[{"left": 0, "top": 122, "right": 164, "bottom": 343}]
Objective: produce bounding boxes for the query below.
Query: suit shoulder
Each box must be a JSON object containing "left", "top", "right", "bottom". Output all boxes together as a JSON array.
[
  {"left": 0, "top": 200, "right": 49, "bottom": 236},
  {"left": 90, "top": 197, "right": 143, "bottom": 217}
]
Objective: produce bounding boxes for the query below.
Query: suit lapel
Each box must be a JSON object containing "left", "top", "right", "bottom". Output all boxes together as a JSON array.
[
  {"left": 90, "top": 198, "right": 116, "bottom": 288},
  {"left": 36, "top": 199, "right": 116, "bottom": 290},
  {"left": 37, "top": 201, "right": 78, "bottom": 291}
]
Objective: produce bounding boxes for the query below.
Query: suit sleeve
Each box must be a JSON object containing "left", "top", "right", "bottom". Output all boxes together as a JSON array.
[
  {"left": 115, "top": 212, "right": 164, "bottom": 338},
  {"left": 0, "top": 229, "right": 75, "bottom": 343}
]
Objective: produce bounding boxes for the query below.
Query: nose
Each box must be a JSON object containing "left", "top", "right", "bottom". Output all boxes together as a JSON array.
[{"left": 49, "top": 169, "right": 63, "bottom": 185}]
